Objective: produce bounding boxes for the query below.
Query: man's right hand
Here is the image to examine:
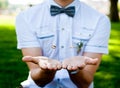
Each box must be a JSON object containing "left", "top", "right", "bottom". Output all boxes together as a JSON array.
[
  {"left": 22, "top": 56, "right": 62, "bottom": 87},
  {"left": 22, "top": 56, "right": 62, "bottom": 71}
]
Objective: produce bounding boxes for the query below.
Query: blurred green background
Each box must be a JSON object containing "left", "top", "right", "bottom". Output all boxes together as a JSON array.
[{"left": 0, "top": 0, "right": 120, "bottom": 88}]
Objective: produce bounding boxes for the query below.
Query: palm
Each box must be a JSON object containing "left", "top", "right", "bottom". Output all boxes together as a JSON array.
[{"left": 62, "top": 56, "right": 98, "bottom": 71}]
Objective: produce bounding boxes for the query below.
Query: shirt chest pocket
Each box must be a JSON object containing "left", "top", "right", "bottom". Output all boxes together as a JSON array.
[
  {"left": 36, "top": 26, "right": 55, "bottom": 56},
  {"left": 72, "top": 27, "right": 94, "bottom": 54}
]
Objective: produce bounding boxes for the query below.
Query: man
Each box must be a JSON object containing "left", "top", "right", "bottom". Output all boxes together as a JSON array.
[{"left": 16, "top": 0, "right": 110, "bottom": 88}]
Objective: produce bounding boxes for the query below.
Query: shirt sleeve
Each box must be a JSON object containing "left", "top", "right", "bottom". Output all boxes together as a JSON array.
[
  {"left": 84, "top": 15, "right": 111, "bottom": 54},
  {"left": 15, "top": 12, "right": 41, "bottom": 49}
]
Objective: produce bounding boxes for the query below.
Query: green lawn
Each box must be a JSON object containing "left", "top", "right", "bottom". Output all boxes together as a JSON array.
[
  {"left": 94, "top": 22, "right": 120, "bottom": 88},
  {"left": 0, "top": 16, "right": 120, "bottom": 88},
  {"left": 0, "top": 16, "right": 28, "bottom": 88}
]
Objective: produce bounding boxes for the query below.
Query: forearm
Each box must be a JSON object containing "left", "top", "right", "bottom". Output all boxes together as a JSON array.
[
  {"left": 30, "top": 67, "right": 56, "bottom": 87},
  {"left": 69, "top": 69, "right": 93, "bottom": 88},
  {"left": 23, "top": 55, "right": 62, "bottom": 87},
  {"left": 68, "top": 53, "right": 102, "bottom": 88},
  {"left": 22, "top": 48, "right": 56, "bottom": 86}
]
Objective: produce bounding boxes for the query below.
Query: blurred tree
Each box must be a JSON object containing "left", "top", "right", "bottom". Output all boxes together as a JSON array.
[
  {"left": 0, "top": 0, "right": 8, "bottom": 9},
  {"left": 110, "top": 0, "right": 119, "bottom": 22}
]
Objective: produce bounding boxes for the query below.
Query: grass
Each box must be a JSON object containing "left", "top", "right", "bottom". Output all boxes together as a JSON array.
[
  {"left": 94, "top": 22, "right": 120, "bottom": 88},
  {"left": 0, "top": 15, "right": 120, "bottom": 88},
  {"left": 0, "top": 15, "right": 28, "bottom": 88}
]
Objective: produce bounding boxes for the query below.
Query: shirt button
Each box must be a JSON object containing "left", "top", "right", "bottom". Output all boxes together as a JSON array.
[
  {"left": 61, "top": 46, "right": 64, "bottom": 48},
  {"left": 89, "top": 34, "right": 91, "bottom": 37},
  {"left": 57, "top": 79, "right": 60, "bottom": 82},
  {"left": 62, "top": 28, "right": 64, "bottom": 30}
]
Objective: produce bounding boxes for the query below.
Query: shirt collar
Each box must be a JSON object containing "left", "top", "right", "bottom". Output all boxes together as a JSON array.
[{"left": 47, "top": 0, "right": 81, "bottom": 13}]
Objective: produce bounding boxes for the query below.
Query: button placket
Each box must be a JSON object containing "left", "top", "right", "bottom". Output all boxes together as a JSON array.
[
  {"left": 59, "top": 15, "right": 71, "bottom": 59},
  {"left": 59, "top": 26, "right": 66, "bottom": 59},
  {"left": 60, "top": 27, "right": 65, "bottom": 49}
]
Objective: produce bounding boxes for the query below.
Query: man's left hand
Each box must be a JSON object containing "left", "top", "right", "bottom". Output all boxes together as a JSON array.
[{"left": 62, "top": 56, "right": 98, "bottom": 71}]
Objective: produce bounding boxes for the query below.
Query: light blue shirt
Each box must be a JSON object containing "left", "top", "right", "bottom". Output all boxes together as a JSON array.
[{"left": 16, "top": 0, "right": 111, "bottom": 88}]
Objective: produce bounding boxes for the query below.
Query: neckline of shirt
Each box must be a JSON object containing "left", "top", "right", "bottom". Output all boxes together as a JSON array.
[{"left": 46, "top": 0, "right": 81, "bottom": 13}]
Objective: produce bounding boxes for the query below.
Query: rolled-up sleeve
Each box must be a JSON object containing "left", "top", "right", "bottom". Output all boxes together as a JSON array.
[
  {"left": 84, "top": 15, "right": 111, "bottom": 54},
  {"left": 15, "top": 12, "right": 40, "bottom": 49}
]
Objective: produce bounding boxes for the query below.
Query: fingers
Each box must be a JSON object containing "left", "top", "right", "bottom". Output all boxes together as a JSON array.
[
  {"left": 22, "top": 56, "right": 32, "bottom": 62},
  {"left": 22, "top": 56, "right": 39, "bottom": 64},
  {"left": 62, "top": 63, "right": 67, "bottom": 69},
  {"left": 39, "top": 61, "right": 48, "bottom": 69},
  {"left": 47, "top": 63, "right": 62, "bottom": 70},
  {"left": 63, "top": 64, "right": 85, "bottom": 70},
  {"left": 46, "top": 63, "right": 62, "bottom": 70},
  {"left": 57, "top": 63, "right": 62, "bottom": 70},
  {"left": 22, "top": 56, "right": 98, "bottom": 71},
  {"left": 84, "top": 57, "right": 98, "bottom": 65},
  {"left": 22, "top": 56, "right": 49, "bottom": 64},
  {"left": 77, "top": 63, "right": 86, "bottom": 69},
  {"left": 39, "top": 59, "right": 62, "bottom": 70},
  {"left": 62, "top": 62, "right": 78, "bottom": 70},
  {"left": 22, "top": 56, "right": 62, "bottom": 70},
  {"left": 67, "top": 65, "right": 78, "bottom": 70},
  {"left": 62, "top": 56, "right": 98, "bottom": 71}
]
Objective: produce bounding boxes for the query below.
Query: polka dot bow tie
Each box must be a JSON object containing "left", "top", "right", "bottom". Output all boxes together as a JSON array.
[{"left": 50, "top": 5, "right": 75, "bottom": 17}]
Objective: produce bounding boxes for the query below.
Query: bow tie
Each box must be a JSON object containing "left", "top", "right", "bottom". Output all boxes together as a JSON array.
[{"left": 50, "top": 5, "right": 75, "bottom": 17}]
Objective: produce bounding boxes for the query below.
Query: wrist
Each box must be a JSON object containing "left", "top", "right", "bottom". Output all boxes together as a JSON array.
[
  {"left": 39, "top": 68, "right": 56, "bottom": 74},
  {"left": 31, "top": 68, "right": 56, "bottom": 86}
]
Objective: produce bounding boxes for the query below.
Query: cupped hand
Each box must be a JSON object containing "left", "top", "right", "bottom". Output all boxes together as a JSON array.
[
  {"left": 22, "top": 56, "right": 62, "bottom": 71},
  {"left": 62, "top": 56, "right": 98, "bottom": 71}
]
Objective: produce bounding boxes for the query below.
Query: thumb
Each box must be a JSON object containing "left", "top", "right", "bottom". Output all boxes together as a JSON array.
[
  {"left": 84, "top": 57, "right": 98, "bottom": 65},
  {"left": 22, "top": 56, "right": 39, "bottom": 64}
]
